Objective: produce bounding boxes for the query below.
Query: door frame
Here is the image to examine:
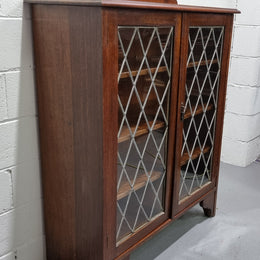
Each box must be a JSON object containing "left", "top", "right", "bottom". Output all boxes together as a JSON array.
[
  {"left": 172, "top": 12, "right": 234, "bottom": 217},
  {"left": 102, "top": 7, "right": 182, "bottom": 258}
]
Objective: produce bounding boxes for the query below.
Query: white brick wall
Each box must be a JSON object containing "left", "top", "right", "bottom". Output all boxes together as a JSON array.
[
  {"left": 226, "top": 85, "right": 260, "bottom": 115},
  {"left": 178, "top": 0, "right": 236, "bottom": 8},
  {"left": 229, "top": 57, "right": 260, "bottom": 86},
  {"left": 0, "top": 170, "right": 12, "bottom": 213},
  {"left": 0, "top": 1, "right": 45, "bottom": 259},
  {"left": 0, "top": 75, "right": 8, "bottom": 121},
  {"left": 221, "top": 0, "right": 260, "bottom": 166}
]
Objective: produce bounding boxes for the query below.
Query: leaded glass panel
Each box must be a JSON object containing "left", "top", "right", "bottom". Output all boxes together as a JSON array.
[
  {"left": 179, "top": 26, "right": 224, "bottom": 200},
  {"left": 117, "top": 26, "right": 174, "bottom": 244}
]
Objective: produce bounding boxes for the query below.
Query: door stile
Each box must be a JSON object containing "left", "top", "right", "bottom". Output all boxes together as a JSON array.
[
  {"left": 103, "top": 9, "right": 182, "bottom": 257},
  {"left": 172, "top": 13, "right": 234, "bottom": 216},
  {"left": 102, "top": 8, "right": 119, "bottom": 260}
]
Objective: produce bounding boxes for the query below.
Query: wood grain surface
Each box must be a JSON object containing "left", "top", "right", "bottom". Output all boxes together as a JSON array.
[
  {"left": 25, "top": 0, "right": 239, "bottom": 14},
  {"left": 31, "top": 3, "right": 235, "bottom": 259},
  {"left": 32, "top": 4, "right": 105, "bottom": 259}
]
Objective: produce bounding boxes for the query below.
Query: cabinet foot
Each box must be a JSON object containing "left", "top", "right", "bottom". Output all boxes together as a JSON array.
[{"left": 200, "top": 192, "right": 216, "bottom": 217}]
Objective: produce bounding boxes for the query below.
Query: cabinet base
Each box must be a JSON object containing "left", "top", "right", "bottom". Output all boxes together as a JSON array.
[{"left": 200, "top": 191, "right": 216, "bottom": 217}]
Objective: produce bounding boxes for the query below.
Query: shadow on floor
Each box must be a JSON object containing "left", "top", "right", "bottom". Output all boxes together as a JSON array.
[{"left": 130, "top": 206, "right": 207, "bottom": 260}]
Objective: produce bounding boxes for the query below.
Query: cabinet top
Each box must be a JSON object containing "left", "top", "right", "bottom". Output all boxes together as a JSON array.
[{"left": 24, "top": 0, "right": 240, "bottom": 14}]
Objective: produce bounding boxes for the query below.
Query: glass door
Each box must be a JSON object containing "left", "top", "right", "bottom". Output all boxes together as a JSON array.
[
  {"left": 116, "top": 26, "right": 174, "bottom": 244},
  {"left": 173, "top": 13, "right": 233, "bottom": 215},
  {"left": 179, "top": 26, "right": 224, "bottom": 200}
]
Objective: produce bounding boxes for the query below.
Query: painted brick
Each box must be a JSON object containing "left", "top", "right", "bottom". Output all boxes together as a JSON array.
[
  {"left": 0, "top": 2, "right": 44, "bottom": 259},
  {"left": 221, "top": 136, "right": 260, "bottom": 167},
  {"left": 11, "top": 159, "right": 41, "bottom": 208},
  {"left": 177, "top": 0, "right": 236, "bottom": 8},
  {"left": 223, "top": 0, "right": 260, "bottom": 166},
  {"left": 13, "top": 200, "right": 44, "bottom": 248},
  {"left": 248, "top": 136, "right": 260, "bottom": 164},
  {"left": 23, "top": 3, "right": 32, "bottom": 20},
  {"left": 0, "top": 170, "right": 13, "bottom": 214},
  {"left": 0, "top": 252, "right": 14, "bottom": 260},
  {"left": 16, "top": 236, "right": 45, "bottom": 260},
  {"left": 0, "top": 117, "right": 39, "bottom": 170},
  {"left": 232, "top": 25, "right": 260, "bottom": 57},
  {"left": 0, "top": 74, "right": 8, "bottom": 121},
  {"left": 236, "top": 0, "right": 260, "bottom": 26},
  {"left": 0, "top": 210, "right": 14, "bottom": 256},
  {"left": 5, "top": 70, "right": 36, "bottom": 119},
  {"left": 228, "top": 56, "right": 260, "bottom": 86},
  {"left": 0, "top": 19, "right": 33, "bottom": 71},
  {"left": 0, "top": 0, "right": 22, "bottom": 17},
  {"left": 226, "top": 85, "right": 260, "bottom": 115},
  {"left": 0, "top": 200, "right": 44, "bottom": 256},
  {"left": 223, "top": 111, "right": 260, "bottom": 142}
]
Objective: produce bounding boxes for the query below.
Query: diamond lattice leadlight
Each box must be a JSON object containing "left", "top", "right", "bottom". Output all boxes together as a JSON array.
[
  {"left": 179, "top": 26, "right": 224, "bottom": 200},
  {"left": 116, "top": 26, "right": 174, "bottom": 243}
]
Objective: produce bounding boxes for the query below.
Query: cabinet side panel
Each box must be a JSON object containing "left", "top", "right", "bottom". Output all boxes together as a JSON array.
[
  {"left": 68, "top": 6, "right": 104, "bottom": 260},
  {"left": 32, "top": 5, "right": 76, "bottom": 259}
]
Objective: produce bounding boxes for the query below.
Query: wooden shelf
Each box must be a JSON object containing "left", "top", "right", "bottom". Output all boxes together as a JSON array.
[
  {"left": 186, "top": 86, "right": 213, "bottom": 97},
  {"left": 117, "top": 171, "right": 161, "bottom": 200},
  {"left": 181, "top": 145, "right": 210, "bottom": 166},
  {"left": 120, "top": 66, "right": 167, "bottom": 79},
  {"left": 184, "top": 103, "right": 213, "bottom": 119},
  {"left": 187, "top": 59, "right": 218, "bottom": 68},
  {"left": 118, "top": 120, "right": 165, "bottom": 143}
]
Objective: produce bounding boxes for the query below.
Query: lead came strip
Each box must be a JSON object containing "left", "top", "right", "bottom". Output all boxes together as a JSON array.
[
  {"left": 116, "top": 26, "right": 174, "bottom": 243},
  {"left": 179, "top": 26, "right": 224, "bottom": 199}
]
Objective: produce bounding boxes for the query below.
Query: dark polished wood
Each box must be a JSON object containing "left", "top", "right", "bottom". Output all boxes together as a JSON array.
[
  {"left": 172, "top": 13, "right": 234, "bottom": 217},
  {"left": 102, "top": 9, "right": 118, "bottom": 259},
  {"left": 119, "top": 256, "right": 130, "bottom": 260},
  {"left": 208, "top": 14, "right": 234, "bottom": 221},
  {"left": 25, "top": 0, "right": 239, "bottom": 14},
  {"left": 32, "top": 5, "right": 77, "bottom": 259},
  {"left": 32, "top": 4, "right": 106, "bottom": 259},
  {"left": 25, "top": 0, "right": 177, "bottom": 4},
  {"left": 184, "top": 103, "right": 214, "bottom": 119},
  {"left": 30, "top": 2, "right": 236, "bottom": 259},
  {"left": 118, "top": 120, "right": 165, "bottom": 143},
  {"left": 180, "top": 146, "right": 211, "bottom": 166},
  {"left": 105, "top": 8, "right": 182, "bottom": 258},
  {"left": 200, "top": 191, "right": 216, "bottom": 217},
  {"left": 26, "top": 0, "right": 102, "bottom": 4},
  {"left": 102, "top": 1, "right": 239, "bottom": 13},
  {"left": 115, "top": 219, "right": 172, "bottom": 260},
  {"left": 68, "top": 6, "right": 104, "bottom": 260},
  {"left": 173, "top": 188, "right": 217, "bottom": 220}
]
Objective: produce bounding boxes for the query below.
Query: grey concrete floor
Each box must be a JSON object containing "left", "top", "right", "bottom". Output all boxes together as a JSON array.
[{"left": 130, "top": 161, "right": 260, "bottom": 260}]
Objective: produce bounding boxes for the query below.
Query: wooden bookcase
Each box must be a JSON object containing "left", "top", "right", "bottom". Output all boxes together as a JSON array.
[{"left": 25, "top": 0, "right": 239, "bottom": 259}]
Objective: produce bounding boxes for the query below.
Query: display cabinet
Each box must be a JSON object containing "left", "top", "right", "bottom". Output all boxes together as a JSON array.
[{"left": 26, "top": 0, "right": 239, "bottom": 259}]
